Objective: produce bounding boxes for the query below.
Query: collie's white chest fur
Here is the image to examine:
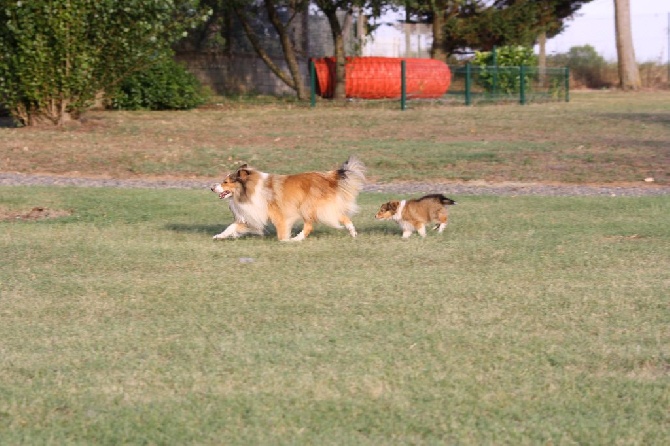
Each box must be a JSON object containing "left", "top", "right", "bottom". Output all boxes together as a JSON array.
[{"left": 230, "top": 172, "right": 271, "bottom": 230}]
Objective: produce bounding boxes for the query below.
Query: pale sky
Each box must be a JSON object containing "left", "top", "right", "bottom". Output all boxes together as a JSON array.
[
  {"left": 544, "top": 0, "right": 668, "bottom": 62},
  {"left": 368, "top": 0, "right": 669, "bottom": 63}
]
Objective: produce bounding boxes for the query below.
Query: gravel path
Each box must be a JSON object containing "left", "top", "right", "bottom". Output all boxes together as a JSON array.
[{"left": 1, "top": 172, "right": 668, "bottom": 197}]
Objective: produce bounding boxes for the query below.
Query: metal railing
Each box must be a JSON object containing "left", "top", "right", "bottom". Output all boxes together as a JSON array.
[
  {"left": 309, "top": 60, "right": 570, "bottom": 109},
  {"left": 447, "top": 64, "right": 570, "bottom": 106}
]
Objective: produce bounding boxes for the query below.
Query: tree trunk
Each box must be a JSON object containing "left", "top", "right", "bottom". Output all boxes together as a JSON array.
[
  {"left": 233, "top": 3, "right": 307, "bottom": 100},
  {"left": 323, "top": 7, "right": 347, "bottom": 100},
  {"left": 430, "top": 2, "right": 447, "bottom": 61},
  {"left": 614, "top": 0, "right": 641, "bottom": 90},
  {"left": 265, "top": 0, "right": 307, "bottom": 100},
  {"left": 356, "top": 7, "right": 366, "bottom": 56},
  {"left": 538, "top": 30, "right": 547, "bottom": 87}
]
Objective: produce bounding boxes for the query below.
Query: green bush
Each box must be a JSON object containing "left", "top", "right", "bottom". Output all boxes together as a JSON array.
[
  {"left": 548, "top": 45, "right": 611, "bottom": 89},
  {"left": 109, "top": 57, "right": 207, "bottom": 110},
  {"left": 472, "top": 46, "right": 537, "bottom": 94},
  {"left": 0, "top": 0, "right": 210, "bottom": 126}
]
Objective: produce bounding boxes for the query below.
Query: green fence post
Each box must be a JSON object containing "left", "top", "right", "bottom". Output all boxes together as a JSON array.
[
  {"left": 564, "top": 67, "right": 570, "bottom": 102},
  {"left": 492, "top": 46, "right": 498, "bottom": 97},
  {"left": 465, "top": 63, "right": 472, "bottom": 106},
  {"left": 401, "top": 60, "right": 406, "bottom": 111},
  {"left": 519, "top": 65, "right": 526, "bottom": 105},
  {"left": 309, "top": 59, "right": 316, "bottom": 108}
]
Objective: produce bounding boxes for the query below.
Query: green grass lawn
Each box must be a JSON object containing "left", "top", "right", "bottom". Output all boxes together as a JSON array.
[{"left": 1, "top": 186, "right": 669, "bottom": 444}]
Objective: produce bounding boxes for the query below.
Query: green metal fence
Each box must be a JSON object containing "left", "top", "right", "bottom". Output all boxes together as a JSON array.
[
  {"left": 446, "top": 64, "right": 570, "bottom": 106},
  {"left": 308, "top": 60, "right": 570, "bottom": 109}
]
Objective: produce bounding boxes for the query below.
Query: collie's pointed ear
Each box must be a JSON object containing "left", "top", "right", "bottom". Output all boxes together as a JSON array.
[
  {"left": 389, "top": 201, "right": 400, "bottom": 211},
  {"left": 235, "top": 166, "right": 251, "bottom": 182}
]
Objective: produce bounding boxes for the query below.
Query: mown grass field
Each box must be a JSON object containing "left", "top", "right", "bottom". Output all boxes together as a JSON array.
[
  {"left": 1, "top": 91, "right": 669, "bottom": 443},
  {"left": 1, "top": 186, "right": 668, "bottom": 444}
]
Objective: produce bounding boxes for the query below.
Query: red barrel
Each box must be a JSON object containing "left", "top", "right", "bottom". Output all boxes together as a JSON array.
[{"left": 312, "top": 57, "right": 451, "bottom": 99}]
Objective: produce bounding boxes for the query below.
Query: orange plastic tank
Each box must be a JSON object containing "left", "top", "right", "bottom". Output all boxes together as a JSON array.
[{"left": 312, "top": 57, "right": 451, "bottom": 99}]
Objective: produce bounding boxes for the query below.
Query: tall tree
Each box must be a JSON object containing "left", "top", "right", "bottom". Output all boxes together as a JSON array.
[
  {"left": 613, "top": 0, "right": 640, "bottom": 90},
  {"left": 404, "top": 1, "right": 593, "bottom": 59},
  {"left": 313, "top": 1, "right": 357, "bottom": 99},
  {"left": 429, "top": 0, "right": 451, "bottom": 60},
  {"left": 313, "top": 1, "right": 385, "bottom": 99},
  {"left": 232, "top": 0, "right": 310, "bottom": 100},
  {"left": 403, "top": 0, "right": 463, "bottom": 60}
]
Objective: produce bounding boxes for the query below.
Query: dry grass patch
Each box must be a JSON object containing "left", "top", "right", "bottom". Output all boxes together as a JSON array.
[
  {"left": 0, "top": 206, "right": 73, "bottom": 221},
  {"left": 0, "top": 91, "right": 668, "bottom": 184}
]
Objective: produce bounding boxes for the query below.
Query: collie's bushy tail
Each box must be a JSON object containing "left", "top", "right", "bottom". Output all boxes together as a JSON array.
[
  {"left": 331, "top": 156, "right": 366, "bottom": 219},
  {"left": 338, "top": 155, "right": 366, "bottom": 195}
]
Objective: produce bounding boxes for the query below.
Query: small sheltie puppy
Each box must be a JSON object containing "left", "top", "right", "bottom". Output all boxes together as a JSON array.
[
  {"left": 210, "top": 156, "right": 366, "bottom": 241},
  {"left": 375, "top": 194, "right": 457, "bottom": 238}
]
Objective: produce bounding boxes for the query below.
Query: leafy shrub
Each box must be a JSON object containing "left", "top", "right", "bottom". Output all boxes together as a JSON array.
[
  {"left": 548, "top": 45, "right": 611, "bottom": 89},
  {"left": 0, "top": 0, "right": 210, "bottom": 126},
  {"left": 472, "top": 46, "right": 537, "bottom": 94},
  {"left": 108, "top": 57, "right": 207, "bottom": 110}
]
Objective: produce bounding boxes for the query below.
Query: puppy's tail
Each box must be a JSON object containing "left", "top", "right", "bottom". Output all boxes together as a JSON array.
[
  {"left": 421, "top": 193, "right": 457, "bottom": 206},
  {"left": 439, "top": 195, "right": 457, "bottom": 206},
  {"left": 337, "top": 155, "right": 367, "bottom": 197}
]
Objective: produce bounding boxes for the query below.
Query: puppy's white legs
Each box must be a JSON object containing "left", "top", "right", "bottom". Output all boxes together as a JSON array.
[
  {"left": 436, "top": 211, "right": 449, "bottom": 233},
  {"left": 417, "top": 225, "right": 427, "bottom": 238},
  {"left": 402, "top": 230, "right": 413, "bottom": 238}
]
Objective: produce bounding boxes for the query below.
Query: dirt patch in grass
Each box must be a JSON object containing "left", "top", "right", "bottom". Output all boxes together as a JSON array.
[{"left": 0, "top": 206, "right": 73, "bottom": 222}]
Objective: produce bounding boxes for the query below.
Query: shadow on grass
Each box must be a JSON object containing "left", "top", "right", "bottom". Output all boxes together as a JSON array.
[
  {"left": 164, "top": 223, "right": 279, "bottom": 239},
  {"left": 358, "top": 225, "right": 403, "bottom": 236},
  {"left": 603, "top": 112, "right": 670, "bottom": 127},
  {"left": 164, "top": 223, "right": 224, "bottom": 234},
  {"left": 164, "top": 222, "right": 407, "bottom": 239}
]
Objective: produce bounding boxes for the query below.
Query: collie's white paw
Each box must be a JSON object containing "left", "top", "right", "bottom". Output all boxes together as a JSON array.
[
  {"left": 213, "top": 232, "right": 236, "bottom": 240},
  {"left": 290, "top": 232, "right": 306, "bottom": 242},
  {"left": 345, "top": 223, "right": 357, "bottom": 238}
]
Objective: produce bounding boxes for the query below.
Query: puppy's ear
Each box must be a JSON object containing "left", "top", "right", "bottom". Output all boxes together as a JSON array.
[{"left": 389, "top": 201, "right": 400, "bottom": 211}]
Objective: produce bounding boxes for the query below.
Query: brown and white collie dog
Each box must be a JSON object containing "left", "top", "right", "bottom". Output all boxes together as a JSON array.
[
  {"left": 375, "top": 194, "right": 457, "bottom": 238},
  {"left": 210, "top": 156, "right": 366, "bottom": 241}
]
